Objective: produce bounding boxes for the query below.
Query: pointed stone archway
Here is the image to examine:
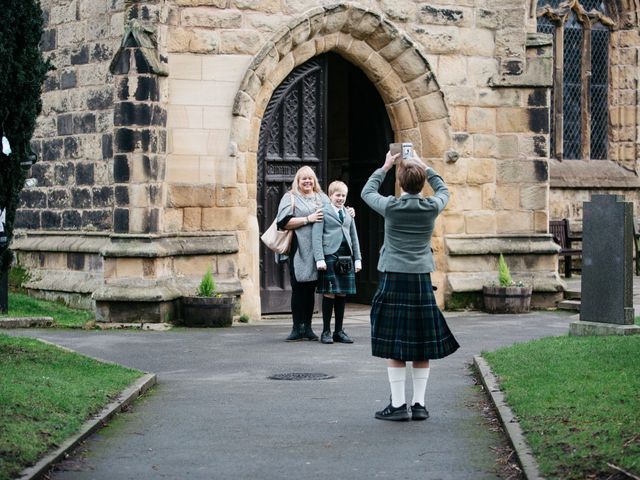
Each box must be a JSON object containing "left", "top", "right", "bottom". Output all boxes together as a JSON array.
[{"left": 229, "top": 4, "right": 453, "bottom": 313}]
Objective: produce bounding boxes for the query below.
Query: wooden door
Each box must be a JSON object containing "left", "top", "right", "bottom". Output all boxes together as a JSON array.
[
  {"left": 345, "top": 64, "right": 394, "bottom": 304},
  {"left": 258, "top": 57, "right": 327, "bottom": 314}
]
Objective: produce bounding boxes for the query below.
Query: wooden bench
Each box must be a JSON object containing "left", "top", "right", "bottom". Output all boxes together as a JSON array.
[{"left": 549, "top": 219, "right": 582, "bottom": 278}]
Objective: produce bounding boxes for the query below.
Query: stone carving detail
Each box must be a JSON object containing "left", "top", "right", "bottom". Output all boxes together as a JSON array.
[{"left": 110, "top": 19, "right": 168, "bottom": 76}]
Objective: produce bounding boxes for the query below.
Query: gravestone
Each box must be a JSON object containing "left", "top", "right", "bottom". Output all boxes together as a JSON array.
[{"left": 571, "top": 195, "right": 640, "bottom": 335}]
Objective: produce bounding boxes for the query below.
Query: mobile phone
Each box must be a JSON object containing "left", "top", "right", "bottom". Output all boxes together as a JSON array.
[{"left": 389, "top": 142, "right": 413, "bottom": 160}]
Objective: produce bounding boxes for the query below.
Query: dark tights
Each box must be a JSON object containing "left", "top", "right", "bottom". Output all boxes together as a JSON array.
[
  {"left": 322, "top": 295, "right": 346, "bottom": 332},
  {"left": 291, "top": 281, "right": 316, "bottom": 326}
]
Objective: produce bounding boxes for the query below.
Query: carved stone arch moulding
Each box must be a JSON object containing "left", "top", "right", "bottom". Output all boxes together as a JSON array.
[
  {"left": 531, "top": 0, "right": 640, "bottom": 29},
  {"left": 230, "top": 3, "right": 452, "bottom": 162}
]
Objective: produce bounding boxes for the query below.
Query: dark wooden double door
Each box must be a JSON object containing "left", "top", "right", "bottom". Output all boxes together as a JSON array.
[{"left": 258, "top": 53, "right": 395, "bottom": 314}]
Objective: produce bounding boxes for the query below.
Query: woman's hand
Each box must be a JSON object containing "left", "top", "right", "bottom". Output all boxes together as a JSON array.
[
  {"left": 307, "top": 208, "right": 324, "bottom": 223},
  {"left": 383, "top": 151, "right": 399, "bottom": 172},
  {"left": 316, "top": 260, "right": 327, "bottom": 271}
]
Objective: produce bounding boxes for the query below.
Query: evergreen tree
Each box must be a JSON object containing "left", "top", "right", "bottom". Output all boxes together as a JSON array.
[{"left": 0, "top": 0, "right": 50, "bottom": 274}]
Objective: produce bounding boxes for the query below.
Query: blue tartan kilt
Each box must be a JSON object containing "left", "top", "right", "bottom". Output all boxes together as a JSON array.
[
  {"left": 317, "top": 244, "right": 356, "bottom": 295},
  {"left": 370, "top": 272, "right": 460, "bottom": 361}
]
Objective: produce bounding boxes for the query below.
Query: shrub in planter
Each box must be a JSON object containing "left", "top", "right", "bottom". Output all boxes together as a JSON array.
[
  {"left": 482, "top": 254, "right": 532, "bottom": 314},
  {"left": 181, "top": 269, "right": 234, "bottom": 327}
]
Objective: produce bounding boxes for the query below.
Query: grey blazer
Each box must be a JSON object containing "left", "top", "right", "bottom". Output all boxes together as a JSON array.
[
  {"left": 311, "top": 205, "right": 362, "bottom": 262},
  {"left": 361, "top": 167, "right": 449, "bottom": 274}
]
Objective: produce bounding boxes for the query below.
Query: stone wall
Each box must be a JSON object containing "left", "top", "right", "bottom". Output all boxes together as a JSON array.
[
  {"left": 24, "top": 0, "right": 125, "bottom": 233},
  {"left": 15, "top": 0, "right": 640, "bottom": 319}
]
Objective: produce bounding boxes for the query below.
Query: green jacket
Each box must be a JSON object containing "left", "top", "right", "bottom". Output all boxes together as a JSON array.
[{"left": 361, "top": 167, "right": 449, "bottom": 273}]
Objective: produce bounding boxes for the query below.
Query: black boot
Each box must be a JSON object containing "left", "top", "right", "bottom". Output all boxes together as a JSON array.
[
  {"left": 303, "top": 322, "right": 319, "bottom": 341},
  {"left": 285, "top": 323, "right": 305, "bottom": 342}
]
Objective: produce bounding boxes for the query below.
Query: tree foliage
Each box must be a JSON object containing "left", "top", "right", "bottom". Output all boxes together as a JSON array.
[{"left": 0, "top": 0, "right": 50, "bottom": 273}]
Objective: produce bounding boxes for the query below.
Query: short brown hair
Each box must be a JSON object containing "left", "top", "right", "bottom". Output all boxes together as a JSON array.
[{"left": 397, "top": 161, "right": 426, "bottom": 194}]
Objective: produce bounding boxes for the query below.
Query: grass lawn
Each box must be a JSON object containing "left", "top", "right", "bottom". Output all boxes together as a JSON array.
[
  {"left": 0, "top": 334, "right": 143, "bottom": 480},
  {"left": 0, "top": 291, "right": 93, "bottom": 328},
  {"left": 483, "top": 335, "right": 640, "bottom": 480}
]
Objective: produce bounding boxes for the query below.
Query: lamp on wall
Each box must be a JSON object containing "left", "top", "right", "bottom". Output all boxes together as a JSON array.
[{"left": 20, "top": 151, "right": 37, "bottom": 170}]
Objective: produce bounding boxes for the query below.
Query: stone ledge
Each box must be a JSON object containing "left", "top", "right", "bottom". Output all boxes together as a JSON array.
[
  {"left": 550, "top": 159, "right": 640, "bottom": 189},
  {"left": 569, "top": 320, "right": 640, "bottom": 336},
  {"left": 445, "top": 234, "right": 560, "bottom": 255},
  {"left": 12, "top": 232, "right": 109, "bottom": 253},
  {"left": 12, "top": 232, "right": 239, "bottom": 258},
  {"left": 101, "top": 234, "right": 238, "bottom": 257},
  {"left": 0, "top": 317, "right": 54, "bottom": 328},
  {"left": 447, "top": 271, "right": 564, "bottom": 293},
  {"left": 93, "top": 277, "right": 243, "bottom": 302},
  {"left": 25, "top": 270, "right": 103, "bottom": 294}
]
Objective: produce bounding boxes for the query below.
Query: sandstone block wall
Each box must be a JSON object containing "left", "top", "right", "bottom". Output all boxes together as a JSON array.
[{"left": 15, "top": 0, "right": 640, "bottom": 318}]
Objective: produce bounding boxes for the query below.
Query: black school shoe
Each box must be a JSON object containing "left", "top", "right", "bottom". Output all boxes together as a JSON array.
[
  {"left": 333, "top": 330, "right": 353, "bottom": 343},
  {"left": 320, "top": 330, "right": 333, "bottom": 344},
  {"left": 411, "top": 403, "right": 429, "bottom": 421},
  {"left": 375, "top": 403, "right": 410, "bottom": 421}
]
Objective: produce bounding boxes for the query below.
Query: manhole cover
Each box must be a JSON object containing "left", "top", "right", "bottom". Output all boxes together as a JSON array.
[{"left": 268, "top": 372, "right": 334, "bottom": 381}]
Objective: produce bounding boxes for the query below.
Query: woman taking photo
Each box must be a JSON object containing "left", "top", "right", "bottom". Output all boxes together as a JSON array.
[{"left": 361, "top": 151, "right": 459, "bottom": 421}]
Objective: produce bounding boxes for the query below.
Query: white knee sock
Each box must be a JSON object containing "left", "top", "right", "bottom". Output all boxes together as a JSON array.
[
  {"left": 411, "top": 367, "right": 430, "bottom": 406},
  {"left": 387, "top": 367, "right": 406, "bottom": 407}
]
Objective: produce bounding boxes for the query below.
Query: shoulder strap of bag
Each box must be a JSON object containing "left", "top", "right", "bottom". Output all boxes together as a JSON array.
[{"left": 290, "top": 192, "right": 295, "bottom": 214}]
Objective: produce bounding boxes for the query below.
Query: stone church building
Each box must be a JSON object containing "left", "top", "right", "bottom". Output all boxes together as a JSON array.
[{"left": 13, "top": 0, "right": 640, "bottom": 321}]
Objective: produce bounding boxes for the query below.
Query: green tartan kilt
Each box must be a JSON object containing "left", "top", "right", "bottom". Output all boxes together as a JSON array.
[
  {"left": 316, "top": 245, "right": 356, "bottom": 295},
  {"left": 370, "top": 272, "right": 459, "bottom": 361}
]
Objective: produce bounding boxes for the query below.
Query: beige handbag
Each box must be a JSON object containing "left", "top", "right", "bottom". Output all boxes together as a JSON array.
[{"left": 261, "top": 193, "right": 295, "bottom": 254}]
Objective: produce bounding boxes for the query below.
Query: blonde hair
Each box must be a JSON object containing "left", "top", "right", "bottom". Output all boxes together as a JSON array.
[
  {"left": 291, "top": 166, "right": 322, "bottom": 195},
  {"left": 328, "top": 180, "right": 348, "bottom": 196}
]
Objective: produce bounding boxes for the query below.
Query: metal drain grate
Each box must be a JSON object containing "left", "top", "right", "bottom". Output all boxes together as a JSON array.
[{"left": 268, "top": 372, "right": 334, "bottom": 381}]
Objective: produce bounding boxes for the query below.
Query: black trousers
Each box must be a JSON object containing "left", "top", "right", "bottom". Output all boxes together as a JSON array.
[{"left": 291, "top": 280, "right": 316, "bottom": 326}]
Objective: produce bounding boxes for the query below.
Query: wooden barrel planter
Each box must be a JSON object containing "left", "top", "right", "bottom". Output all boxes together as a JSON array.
[
  {"left": 180, "top": 296, "right": 234, "bottom": 327},
  {"left": 482, "top": 285, "right": 533, "bottom": 314}
]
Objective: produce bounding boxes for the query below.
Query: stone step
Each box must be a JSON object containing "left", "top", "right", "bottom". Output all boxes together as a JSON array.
[
  {"left": 557, "top": 299, "right": 581, "bottom": 311},
  {"left": 564, "top": 290, "right": 581, "bottom": 300}
]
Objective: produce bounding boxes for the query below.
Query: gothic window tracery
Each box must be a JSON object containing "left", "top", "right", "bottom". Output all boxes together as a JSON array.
[{"left": 537, "top": 0, "right": 613, "bottom": 160}]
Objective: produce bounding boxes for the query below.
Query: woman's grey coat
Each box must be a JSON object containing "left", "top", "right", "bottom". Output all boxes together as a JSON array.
[{"left": 276, "top": 191, "right": 329, "bottom": 282}]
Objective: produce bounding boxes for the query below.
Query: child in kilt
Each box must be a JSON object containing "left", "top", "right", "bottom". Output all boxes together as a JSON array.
[
  {"left": 312, "top": 181, "right": 362, "bottom": 344},
  {"left": 361, "top": 151, "right": 459, "bottom": 421}
]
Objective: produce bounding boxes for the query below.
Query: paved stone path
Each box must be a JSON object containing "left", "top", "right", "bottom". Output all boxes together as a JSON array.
[{"left": 10, "top": 307, "right": 577, "bottom": 480}]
